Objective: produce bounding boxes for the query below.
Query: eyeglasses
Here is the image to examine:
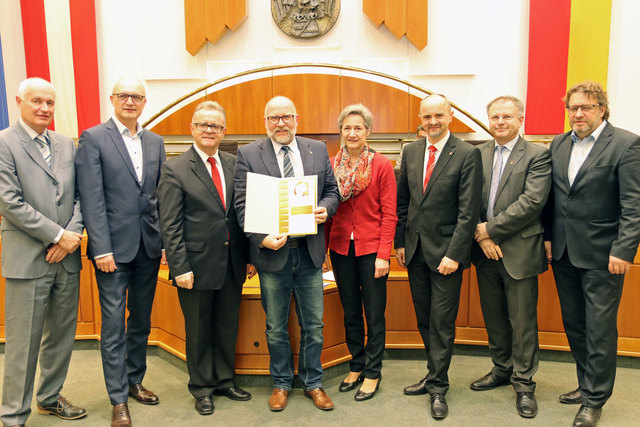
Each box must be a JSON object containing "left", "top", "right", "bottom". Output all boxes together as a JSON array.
[
  {"left": 566, "top": 104, "right": 600, "bottom": 114},
  {"left": 266, "top": 114, "right": 296, "bottom": 125},
  {"left": 113, "top": 93, "right": 145, "bottom": 103},
  {"left": 192, "top": 122, "right": 225, "bottom": 133}
]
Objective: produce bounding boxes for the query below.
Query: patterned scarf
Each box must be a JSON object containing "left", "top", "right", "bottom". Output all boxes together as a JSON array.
[{"left": 334, "top": 144, "right": 374, "bottom": 201}]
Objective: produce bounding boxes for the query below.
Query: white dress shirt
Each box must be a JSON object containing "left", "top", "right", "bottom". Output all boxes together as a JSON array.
[
  {"left": 568, "top": 120, "right": 606, "bottom": 186},
  {"left": 423, "top": 131, "right": 450, "bottom": 184},
  {"left": 271, "top": 137, "right": 304, "bottom": 177},
  {"left": 192, "top": 144, "right": 226, "bottom": 202},
  {"left": 113, "top": 116, "right": 143, "bottom": 183}
]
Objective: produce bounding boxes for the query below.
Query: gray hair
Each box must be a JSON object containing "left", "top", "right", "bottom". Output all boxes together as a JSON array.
[
  {"left": 192, "top": 100, "right": 227, "bottom": 123},
  {"left": 486, "top": 96, "right": 525, "bottom": 115},
  {"left": 17, "top": 77, "right": 55, "bottom": 98},
  {"left": 337, "top": 104, "right": 373, "bottom": 132}
]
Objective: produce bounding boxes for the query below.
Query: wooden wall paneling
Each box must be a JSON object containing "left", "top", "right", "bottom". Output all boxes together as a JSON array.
[
  {"left": 537, "top": 269, "right": 565, "bottom": 332},
  {"left": 0, "top": 274, "right": 4, "bottom": 338},
  {"left": 322, "top": 290, "right": 346, "bottom": 348},
  {"left": 213, "top": 77, "right": 273, "bottom": 135},
  {"left": 406, "top": 0, "right": 428, "bottom": 50},
  {"left": 235, "top": 297, "right": 269, "bottom": 355},
  {"left": 384, "top": 0, "right": 407, "bottom": 39},
  {"left": 224, "top": 0, "right": 247, "bottom": 30},
  {"left": 467, "top": 266, "right": 486, "bottom": 327},
  {"left": 273, "top": 74, "right": 340, "bottom": 134},
  {"left": 151, "top": 277, "right": 186, "bottom": 342},
  {"left": 301, "top": 134, "right": 340, "bottom": 158},
  {"left": 203, "top": 0, "right": 227, "bottom": 44},
  {"left": 340, "top": 75, "right": 410, "bottom": 133},
  {"left": 409, "top": 93, "right": 475, "bottom": 133},
  {"left": 618, "top": 266, "right": 640, "bottom": 338},
  {"left": 363, "top": 0, "right": 385, "bottom": 26},
  {"left": 78, "top": 257, "right": 95, "bottom": 325},
  {"left": 184, "top": 0, "right": 206, "bottom": 55},
  {"left": 151, "top": 96, "right": 206, "bottom": 136}
]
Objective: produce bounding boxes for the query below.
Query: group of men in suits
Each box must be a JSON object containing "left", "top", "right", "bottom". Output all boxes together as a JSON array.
[
  {"left": 395, "top": 86, "right": 640, "bottom": 427},
  {"left": 0, "top": 76, "right": 638, "bottom": 427}
]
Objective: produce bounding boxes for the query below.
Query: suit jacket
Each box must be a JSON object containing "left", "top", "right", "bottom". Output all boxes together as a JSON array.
[
  {"left": 234, "top": 136, "right": 340, "bottom": 272},
  {"left": 471, "top": 137, "right": 551, "bottom": 280},
  {"left": 75, "top": 118, "right": 165, "bottom": 262},
  {"left": 157, "top": 146, "right": 248, "bottom": 289},
  {"left": 0, "top": 122, "right": 83, "bottom": 278},
  {"left": 395, "top": 135, "right": 482, "bottom": 270},
  {"left": 327, "top": 151, "right": 397, "bottom": 259},
  {"left": 543, "top": 122, "right": 640, "bottom": 270}
]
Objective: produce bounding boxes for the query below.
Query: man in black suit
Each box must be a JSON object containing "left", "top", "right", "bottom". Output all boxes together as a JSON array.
[
  {"left": 470, "top": 96, "right": 551, "bottom": 418},
  {"left": 234, "top": 96, "right": 339, "bottom": 412},
  {"left": 76, "top": 77, "right": 165, "bottom": 427},
  {"left": 395, "top": 94, "right": 482, "bottom": 420},
  {"left": 158, "top": 101, "right": 252, "bottom": 416},
  {"left": 544, "top": 81, "right": 640, "bottom": 427}
]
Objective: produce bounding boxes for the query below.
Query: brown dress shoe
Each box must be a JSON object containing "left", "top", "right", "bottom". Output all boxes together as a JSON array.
[
  {"left": 304, "top": 387, "right": 334, "bottom": 410},
  {"left": 37, "top": 395, "right": 87, "bottom": 420},
  {"left": 269, "top": 388, "right": 289, "bottom": 411},
  {"left": 129, "top": 383, "right": 159, "bottom": 405},
  {"left": 111, "top": 403, "right": 131, "bottom": 427}
]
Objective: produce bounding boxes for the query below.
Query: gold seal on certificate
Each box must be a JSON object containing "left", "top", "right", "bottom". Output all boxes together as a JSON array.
[{"left": 244, "top": 172, "right": 318, "bottom": 235}]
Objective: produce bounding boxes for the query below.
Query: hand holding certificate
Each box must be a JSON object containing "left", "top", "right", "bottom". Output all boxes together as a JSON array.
[{"left": 244, "top": 172, "right": 318, "bottom": 235}]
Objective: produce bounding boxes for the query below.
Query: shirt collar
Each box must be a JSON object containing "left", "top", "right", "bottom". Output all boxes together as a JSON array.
[
  {"left": 193, "top": 143, "right": 221, "bottom": 165},
  {"left": 571, "top": 120, "right": 607, "bottom": 143},
  {"left": 271, "top": 136, "right": 300, "bottom": 156},
  {"left": 427, "top": 131, "right": 450, "bottom": 152},
  {"left": 495, "top": 135, "right": 518, "bottom": 152},
  {"left": 112, "top": 116, "right": 142, "bottom": 137},
  {"left": 19, "top": 118, "right": 49, "bottom": 141}
]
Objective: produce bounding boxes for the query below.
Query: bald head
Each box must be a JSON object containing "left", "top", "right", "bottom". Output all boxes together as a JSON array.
[
  {"left": 264, "top": 96, "right": 298, "bottom": 145},
  {"left": 264, "top": 96, "right": 296, "bottom": 116},
  {"left": 112, "top": 77, "right": 146, "bottom": 96},
  {"left": 419, "top": 94, "right": 454, "bottom": 144}
]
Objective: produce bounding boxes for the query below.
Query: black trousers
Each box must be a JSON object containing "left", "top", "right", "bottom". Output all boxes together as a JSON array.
[
  {"left": 407, "top": 244, "right": 463, "bottom": 395},
  {"left": 330, "top": 242, "right": 387, "bottom": 379},
  {"left": 552, "top": 250, "right": 624, "bottom": 408},
  {"left": 177, "top": 264, "right": 242, "bottom": 398},
  {"left": 476, "top": 259, "right": 539, "bottom": 392}
]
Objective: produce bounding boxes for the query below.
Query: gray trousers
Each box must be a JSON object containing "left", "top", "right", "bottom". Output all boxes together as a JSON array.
[{"left": 0, "top": 263, "right": 79, "bottom": 426}]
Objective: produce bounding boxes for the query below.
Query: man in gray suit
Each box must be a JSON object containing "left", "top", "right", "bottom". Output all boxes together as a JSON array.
[
  {"left": 544, "top": 81, "right": 640, "bottom": 427},
  {"left": 234, "top": 96, "right": 339, "bottom": 412},
  {"left": 0, "top": 78, "right": 86, "bottom": 426},
  {"left": 470, "top": 96, "right": 551, "bottom": 418}
]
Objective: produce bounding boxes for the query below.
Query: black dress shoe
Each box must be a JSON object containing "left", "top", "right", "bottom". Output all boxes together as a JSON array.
[
  {"left": 128, "top": 384, "right": 159, "bottom": 405},
  {"left": 573, "top": 405, "right": 602, "bottom": 427},
  {"left": 214, "top": 386, "right": 252, "bottom": 401},
  {"left": 403, "top": 377, "right": 428, "bottom": 395},
  {"left": 470, "top": 372, "right": 510, "bottom": 391},
  {"left": 354, "top": 376, "right": 381, "bottom": 402},
  {"left": 560, "top": 387, "right": 582, "bottom": 404},
  {"left": 339, "top": 373, "right": 365, "bottom": 392},
  {"left": 37, "top": 395, "right": 87, "bottom": 420},
  {"left": 516, "top": 392, "right": 538, "bottom": 418},
  {"left": 195, "top": 396, "right": 214, "bottom": 415},
  {"left": 430, "top": 393, "right": 448, "bottom": 419}
]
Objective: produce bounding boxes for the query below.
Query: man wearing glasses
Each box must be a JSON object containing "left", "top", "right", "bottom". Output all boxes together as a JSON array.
[
  {"left": 234, "top": 96, "right": 339, "bottom": 412},
  {"left": 158, "top": 101, "right": 252, "bottom": 415},
  {"left": 76, "top": 77, "right": 166, "bottom": 427},
  {"left": 543, "top": 81, "right": 640, "bottom": 427}
]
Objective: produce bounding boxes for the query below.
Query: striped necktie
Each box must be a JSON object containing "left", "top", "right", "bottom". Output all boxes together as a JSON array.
[
  {"left": 35, "top": 134, "right": 51, "bottom": 167},
  {"left": 281, "top": 146, "right": 294, "bottom": 177}
]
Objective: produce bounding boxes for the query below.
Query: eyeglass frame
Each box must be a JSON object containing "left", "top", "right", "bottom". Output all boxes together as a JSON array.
[
  {"left": 192, "top": 122, "right": 225, "bottom": 133},
  {"left": 112, "top": 93, "right": 146, "bottom": 103},
  {"left": 566, "top": 104, "right": 600, "bottom": 114},
  {"left": 265, "top": 114, "right": 297, "bottom": 125}
]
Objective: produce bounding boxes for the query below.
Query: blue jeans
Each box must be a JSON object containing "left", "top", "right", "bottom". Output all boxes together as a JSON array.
[{"left": 258, "top": 245, "right": 324, "bottom": 391}]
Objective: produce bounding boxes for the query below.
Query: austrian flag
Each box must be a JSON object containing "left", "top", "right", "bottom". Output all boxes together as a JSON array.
[{"left": 20, "top": 0, "right": 100, "bottom": 138}]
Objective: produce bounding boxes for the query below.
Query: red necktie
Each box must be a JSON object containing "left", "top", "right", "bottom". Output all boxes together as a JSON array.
[
  {"left": 207, "top": 157, "right": 225, "bottom": 209},
  {"left": 423, "top": 145, "right": 437, "bottom": 192}
]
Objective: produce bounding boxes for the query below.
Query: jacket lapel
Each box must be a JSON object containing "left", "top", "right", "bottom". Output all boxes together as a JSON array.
[
  {"left": 140, "top": 129, "right": 153, "bottom": 187},
  {"left": 107, "top": 118, "right": 140, "bottom": 186},
  {"left": 220, "top": 151, "right": 235, "bottom": 213},
  {"left": 423, "top": 136, "right": 455, "bottom": 200},
  {"left": 412, "top": 138, "right": 426, "bottom": 197},
  {"left": 298, "top": 137, "right": 315, "bottom": 176},
  {"left": 481, "top": 141, "right": 494, "bottom": 208},
  {"left": 17, "top": 123, "right": 56, "bottom": 179},
  {"left": 258, "top": 138, "right": 283, "bottom": 178},
  {"left": 555, "top": 133, "right": 573, "bottom": 189},
  {"left": 572, "top": 123, "right": 613, "bottom": 187},
  {"left": 188, "top": 147, "right": 224, "bottom": 210},
  {"left": 495, "top": 137, "right": 525, "bottom": 201}
]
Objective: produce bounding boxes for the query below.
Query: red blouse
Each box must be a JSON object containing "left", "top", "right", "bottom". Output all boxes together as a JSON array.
[{"left": 327, "top": 152, "right": 397, "bottom": 259}]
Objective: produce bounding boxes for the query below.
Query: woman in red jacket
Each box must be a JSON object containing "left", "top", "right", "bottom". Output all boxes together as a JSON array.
[{"left": 327, "top": 104, "right": 397, "bottom": 401}]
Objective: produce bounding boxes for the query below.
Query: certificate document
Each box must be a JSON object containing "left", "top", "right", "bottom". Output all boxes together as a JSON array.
[{"left": 244, "top": 172, "right": 317, "bottom": 236}]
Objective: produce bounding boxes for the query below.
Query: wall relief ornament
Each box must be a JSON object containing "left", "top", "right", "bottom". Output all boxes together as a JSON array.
[{"left": 271, "top": 0, "right": 340, "bottom": 39}]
